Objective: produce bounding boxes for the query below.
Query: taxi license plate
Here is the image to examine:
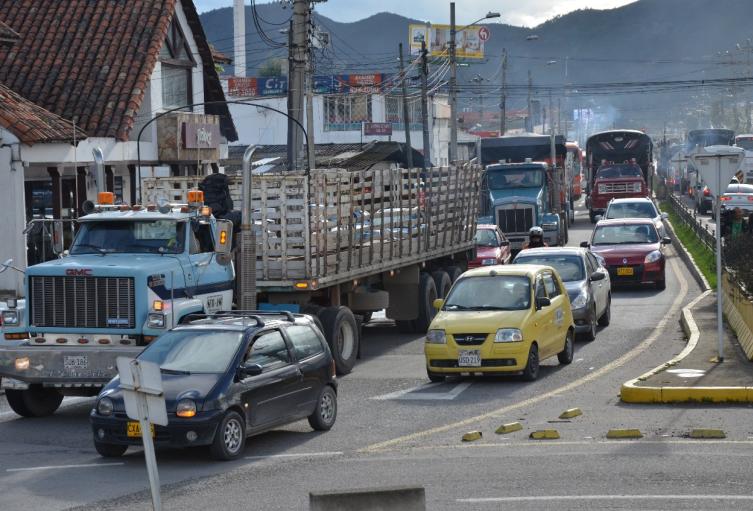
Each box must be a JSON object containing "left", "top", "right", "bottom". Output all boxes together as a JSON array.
[
  {"left": 127, "top": 421, "right": 155, "bottom": 438},
  {"left": 458, "top": 350, "right": 481, "bottom": 367},
  {"left": 617, "top": 266, "right": 634, "bottom": 276}
]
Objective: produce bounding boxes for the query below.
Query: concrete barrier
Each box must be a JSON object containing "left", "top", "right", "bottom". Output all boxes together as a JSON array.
[{"left": 310, "top": 486, "right": 425, "bottom": 511}]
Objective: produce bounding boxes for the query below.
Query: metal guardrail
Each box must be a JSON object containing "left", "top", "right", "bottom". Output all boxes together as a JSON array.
[{"left": 666, "top": 192, "right": 716, "bottom": 253}]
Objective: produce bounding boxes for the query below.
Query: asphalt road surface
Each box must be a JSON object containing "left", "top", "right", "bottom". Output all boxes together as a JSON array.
[{"left": 3, "top": 201, "right": 753, "bottom": 511}]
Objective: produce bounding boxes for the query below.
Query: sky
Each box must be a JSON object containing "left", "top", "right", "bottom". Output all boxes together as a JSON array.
[{"left": 195, "top": 0, "right": 637, "bottom": 27}]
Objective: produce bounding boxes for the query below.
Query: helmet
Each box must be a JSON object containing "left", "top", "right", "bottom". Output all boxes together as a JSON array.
[{"left": 529, "top": 226, "right": 544, "bottom": 237}]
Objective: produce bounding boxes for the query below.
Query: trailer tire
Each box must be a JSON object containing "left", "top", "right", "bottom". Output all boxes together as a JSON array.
[
  {"left": 319, "top": 306, "right": 359, "bottom": 375},
  {"left": 432, "top": 271, "right": 452, "bottom": 299},
  {"left": 445, "top": 265, "right": 463, "bottom": 283},
  {"left": 395, "top": 320, "right": 416, "bottom": 333},
  {"left": 414, "top": 273, "right": 438, "bottom": 334},
  {"left": 5, "top": 386, "right": 63, "bottom": 418}
]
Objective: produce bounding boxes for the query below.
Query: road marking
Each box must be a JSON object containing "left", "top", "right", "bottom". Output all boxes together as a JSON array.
[
  {"left": 457, "top": 495, "right": 753, "bottom": 504},
  {"left": 371, "top": 382, "right": 472, "bottom": 401},
  {"left": 244, "top": 451, "right": 343, "bottom": 461},
  {"left": 360, "top": 256, "right": 690, "bottom": 453},
  {"left": 0, "top": 396, "right": 93, "bottom": 422},
  {"left": 6, "top": 462, "right": 124, "bottom": 472}
]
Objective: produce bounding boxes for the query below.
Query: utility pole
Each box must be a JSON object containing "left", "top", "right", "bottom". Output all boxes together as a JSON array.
[
  {"left": 526, "top": 70, "right": 533, "bottom": 133},
  {"left": 399, "top": 43, "right": 414, "bottom": 168},
  {"left": 233, "top": 0, "right": 246, "bottom": 78},
  {"left": 500, "top": 48, "right": 507, "bottom": 136},
  {"left": 420, "top": 40, "right": 431, "bottom": 167},
  {"left": 449, "top": 2, "right": 458, "bottom": 163},
  {"left": 287, "top": 0, "right": 308, "bottom": 170},
  {"left": 305, "top": 4, "right": 315, "bottom": 170}
]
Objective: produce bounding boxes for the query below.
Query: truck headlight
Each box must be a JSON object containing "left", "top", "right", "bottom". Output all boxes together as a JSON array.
[
  {"left": 481, "top": 258, "right": 497, "bottom": 266},
  {"left": 494, "top": 328, "right": 523, "bottom": 343},
  {"left": 2, "top": 310, "right": 19, "bottom": 326},
  {"left": 147, "top": 313, "right": 166, "bottom": 329},
  {"left": 176, "top": 399, "right": 197, "bottom": 418},
  {"left": 14, "top": 356, "right": 30, "bottom": 371},
  {"left": 97, "top": 397, "right": 114, "bottom": 416},
  {"left": 426, "top": 329, "right": 447, "bottom": 344},
  {"left": 598, "top": 184, "right": 607, "bottom": 194},
  {"left": 644, "top": 250, "right": 662, "bottom": 264},
  {"left": 571, "top": 291, "right": 588, "bottom": 309}
]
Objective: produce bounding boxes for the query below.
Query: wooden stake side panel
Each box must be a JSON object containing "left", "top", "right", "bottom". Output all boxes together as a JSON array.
[{"left": 142, "top": 165, "right": 480, "bottom": 284}]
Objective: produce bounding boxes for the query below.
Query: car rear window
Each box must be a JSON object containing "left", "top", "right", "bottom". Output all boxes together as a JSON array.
[
  {"left": 286, "top": 325, "right": 325, "bottom": 361},
  {"left": 606, "top": 202, "right": 657, "bottom": 219},
  {"left": 514, "top": 254, "right": 585, "bottom": 282}
]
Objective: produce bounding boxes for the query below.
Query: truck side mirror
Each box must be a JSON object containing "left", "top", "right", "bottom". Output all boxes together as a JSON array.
[{"left": 215, "top": 219, "right": 233, "bottom": 265}]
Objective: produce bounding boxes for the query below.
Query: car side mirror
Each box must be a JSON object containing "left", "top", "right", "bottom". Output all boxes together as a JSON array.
[
  {"left": 536, "top": 297, "right": 551, "bottom": 309},
  {"left": 590, "top": 271, "right": 606, "bottom": 282},
  {"left": 661, "top": 237, "right": 672, "bottom": 245},
  {"left": 433, "top": 298, "right": 444, "bottom": 310},
  {"left": 500, "top": 240, "right": 510, "bottom": 247},
  {"left": 580, "top": 241, "right": 590, "bottom": 248},
  {"left": 661, "top": 212, "right": 669, "bottom": 220},
  {"left": 238, "top": 362, "right": 263, "bottom": 378}
]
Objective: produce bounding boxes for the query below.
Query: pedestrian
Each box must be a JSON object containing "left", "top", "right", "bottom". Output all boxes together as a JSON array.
[{"left": 728, "top": 207, "right": 744, "bottom": 240}]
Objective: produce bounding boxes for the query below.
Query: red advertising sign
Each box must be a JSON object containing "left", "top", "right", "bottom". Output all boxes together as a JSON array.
[
  {"left": 227, "top": 77, "right": 257, "bottom": 97},
  {"left": 363, "top": 122, "right": 393, "bottom": 136}
]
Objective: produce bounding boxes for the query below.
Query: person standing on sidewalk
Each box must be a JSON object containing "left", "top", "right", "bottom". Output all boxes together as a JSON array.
[{"left": 728, "top": 207, "right": 745, "bottom": 240}]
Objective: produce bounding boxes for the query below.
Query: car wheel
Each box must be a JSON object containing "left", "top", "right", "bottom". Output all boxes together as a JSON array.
[
  {"left": 319, "top": 306, "right": 359, "bottom": 375},
  {"left": 308, "top": 386, "right": 337, "bottom": 431},
  {"left": 581, "top": 306, "right": 597, "bottom": 341},
  {"left": 597, "top": 295, "right": 611, "bottom": 327},
  {"left": 5, "top": 386, "right": 63, "bottom": 417},
  {"left": 94, "top": 441, "right": 128, "bottom": 458},
  {"left": 210, "top": 410, "right": 246, "bottom": 461},
  {"left": 427, "top": 368, "right": 445, "bottom": 383},
  {"left": 431, "top": 270, "right": 452, "bottom": 299},
  {"left": 558, "top": 330, "right": 575, "bottom": 365},
  {"left": 521, "top": 343, "right": 540, "bottom": 381}
]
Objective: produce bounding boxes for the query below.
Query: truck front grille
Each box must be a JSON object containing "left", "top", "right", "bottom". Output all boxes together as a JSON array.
[
  {"left": 496, "top": 207, "right": 534, "bottom": 234},
  {"left": 29, "top": 276, "right": 136, "bottom": 329}
]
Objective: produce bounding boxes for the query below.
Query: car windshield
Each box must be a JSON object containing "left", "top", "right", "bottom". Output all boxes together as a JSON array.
[
  {"left": 514, "top": 255, "right": 585, "bottom": 282},
  {"left": 592, "top": 224, "right": 659, "bottom": 245},
  {"left": 70, "top": 220, "right": 185, "bottom": 254},
  {"left": 474, "top": 229, "right": 499, "bottom": 247},
  {"left": 443, "top": 275, "right": 531, "bottom": 311},
  {"left": 606, "top": 202, "right": 657, "bottom": 219},
  {"left": 596, "top": 164, "right": 642, "bottom": 179},
  {"left": 138, "top": 330, "right": 244, "bottom": 374},
  {"left": 487, "top": 169, "right": 544, "bottom": 189}
]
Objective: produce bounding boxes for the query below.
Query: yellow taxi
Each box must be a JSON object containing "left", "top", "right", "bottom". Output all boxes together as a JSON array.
[{"left": 424, "top": 265, "right": 575, "bottom": 382}]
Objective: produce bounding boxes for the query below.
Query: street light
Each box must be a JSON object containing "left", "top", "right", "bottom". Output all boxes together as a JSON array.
[{"left": 449, "top": 4, "right": 501, "bottom": 162}]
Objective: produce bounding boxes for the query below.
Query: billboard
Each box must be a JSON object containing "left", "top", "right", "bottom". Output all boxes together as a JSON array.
[
  {"left": 228, "top": 74, "right": 391, "bottom": 97},
  {"left": 409, "top": 23, "right": 488, "bottom": 59},
  {"left": 227, "top": 76, "right": 288, "bottom": 97}
]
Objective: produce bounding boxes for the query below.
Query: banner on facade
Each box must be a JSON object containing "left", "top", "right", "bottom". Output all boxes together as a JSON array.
[{"left": 227, "top": 74, "right": 391, "bottom": 98}]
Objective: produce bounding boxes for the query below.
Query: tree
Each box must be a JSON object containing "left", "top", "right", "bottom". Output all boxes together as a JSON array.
[{"left": 258, "top": 58, "right": 284, "bottom": 77}]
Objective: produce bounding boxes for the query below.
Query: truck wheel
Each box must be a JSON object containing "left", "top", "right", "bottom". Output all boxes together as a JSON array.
[
  {"left": 431, "top": 271, "right": 452, "bottom": 299},
  {"left": 445, "top": 265, "right": 463, "bottom": 283},
  {"left": 413, "top": 273, "right": 438, "bottom": 333},
  {"left": 94, "top": 441, "right": 128, "bottom": 458},
  {"left": 5, "top": 386, "right": 63, "bottom": 417},
  {"left": 319, "top": 306, "right": 359, "bottom": 375}
]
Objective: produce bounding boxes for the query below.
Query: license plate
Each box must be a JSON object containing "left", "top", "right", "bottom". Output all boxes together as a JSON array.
[
  {"left": 205, "top": 294, "right": 224, "bottom": 313},
  {"left": 458, "top": 350, "right": 481, "bottom": 367},
  {"left": 617, "top": 266, "right": 634, "bottom": 276},
  {"left": 127, "top": 421, "right": 155, "bottom": 438},
  {"left": 63, "top": 355, "right": 88, "bottom": 370}
]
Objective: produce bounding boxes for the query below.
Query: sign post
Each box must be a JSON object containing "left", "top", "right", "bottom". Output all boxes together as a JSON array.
[
  {"left": 117, "top": 357, "right": 168, "bottom": 511},
  {"left": 689, "top": 145, "right": 744, "bottom": 362}
]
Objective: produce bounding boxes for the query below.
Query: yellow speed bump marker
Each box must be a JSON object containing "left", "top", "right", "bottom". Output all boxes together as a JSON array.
[
  {"left": 462, "top": 430, "right": 483, "bottom": 442},
  {"left": 606, "top": 429, "right": 643, "bottom": 439},
  {"left": 495, "top": 422, "right": 523, "bottom": 434},
  {"left": 689, "top": 428, "right": 726, "bottom": 439},
  {"left": 559, "top": 408, "right": 583, "bottom": 419},
  {"left": 529, "top": 429, "right": 560, "bottom": 440}
]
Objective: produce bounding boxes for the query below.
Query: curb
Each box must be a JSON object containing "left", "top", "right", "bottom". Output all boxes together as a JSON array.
[{"left": 621, "top": 289, "right": 753, "bottom": 403}]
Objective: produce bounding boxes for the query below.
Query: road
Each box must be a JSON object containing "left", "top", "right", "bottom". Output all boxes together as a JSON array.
[{"left": 2, "top": 202, "right": 753, "bottom": 510}]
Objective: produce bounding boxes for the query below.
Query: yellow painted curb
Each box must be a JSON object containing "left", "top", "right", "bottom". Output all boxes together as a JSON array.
[
  {"left": 530, "top": 429, "right": 560, "bottom": 440},
  {"left": 495, "top": 422, "right": 523, "bottom": 434},
  {"left": 689, "top": 428, "right": 726, "bottom": 439},
  {"left": 606, "top": 429, "right": 643, "bottom": 439},
  {"left": 662, "top": 386, "right": 750, "bottom": 403},
  {"left": 462, "top": 431, "right": 483, "bottom": 442},
  {"left": 559, "top": 408, "right": 582, "bottom": 419}
]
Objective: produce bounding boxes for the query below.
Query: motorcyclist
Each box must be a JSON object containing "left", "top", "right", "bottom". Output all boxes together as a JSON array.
[{"left": 522, "top": 226, "right": 548, "bottom": 249}]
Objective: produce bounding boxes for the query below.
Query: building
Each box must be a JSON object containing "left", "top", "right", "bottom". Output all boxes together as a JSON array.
[{"left": 0, "top": 0, "right": 238, "bottom": 293}]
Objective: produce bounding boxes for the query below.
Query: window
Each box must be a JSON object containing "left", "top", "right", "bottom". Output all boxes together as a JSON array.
[
  {"left": 162, "top": 65, "right": 191, "bottom": 109},
  {"left": 160, "top": 17, "right": 195, "bottom": 110},
  {"left": 286, "top": 325, "right": 325, "bottom": 361},
  {"left": 70, "top": 220, "right": 185, "bottom": 254},
  {"left": 385, "top": 95, "right": 422, "bottom": 130},
  {"left": 535, "top": 276, "right": 547, "bottom": 300},
  {"left": 189, "top": 221, "right": 214, "bottom": 254},
  {"left": 586, "top": 253, "right": 600, "bottom": 273},
  {"left": 323, "top": 94, "right": 372, "bottom": 131},
  {"left": 443, "top": 275, "right": 531, "bottom": 311},
  {"left": 543, "top": 273, "right": 561, "bottom": 298},
  {"left": 247, "top": 331, "right": 290, "bottom": 370},
  {"left": 138, "top": 330, "right": 244, "bottom": 373}
]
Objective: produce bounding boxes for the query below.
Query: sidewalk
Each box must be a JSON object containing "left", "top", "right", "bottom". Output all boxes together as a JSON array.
[{"left": 622, "top": 291, "right": 753, "bottom": 403}]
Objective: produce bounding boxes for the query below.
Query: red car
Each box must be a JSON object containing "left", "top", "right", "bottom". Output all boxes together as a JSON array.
[
  {"left": 582, "top": 218, "right": 671, "bottom": 290},
  {"left": 468, "top": 224, "right": 512, "bottom": 268}
]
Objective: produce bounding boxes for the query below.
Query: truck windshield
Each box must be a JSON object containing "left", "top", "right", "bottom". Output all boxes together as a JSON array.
[
  {"left": 596, "top": 165, "right": 642, "bottom": 179},
  {"left": 487, "top": 169, "right": 544, "bottom": 189},
  {"left": 138, "top": 330, "right": 244, "bottom": 374},
  {"left": 70, "top": 220, "right": 185, "bottom": 254},
  {"left": 443, "top": 275, "right": 531, "bottom": 311},
  {"left": 592, "top": 224, "right": 659, "bottom": 245},
  {"left": 736, "top": 138, "right": 753, "bottom": 151}
]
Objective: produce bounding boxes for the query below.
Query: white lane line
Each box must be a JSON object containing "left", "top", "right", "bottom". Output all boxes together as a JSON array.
[
  {"left": 457, "top": 495, "right": 753, "bottom": 504},
  {"left": 371, "top": 382, "right": 472, "bottom": 401},
  {"left": 7, "top": 462, "right": 124, "bottom": 473},
  {"left": 245, "top": 451, "right": 343, "bottom": 461},
  {"left": 0, "top": 396, "right": 93, "bottom": 421}
]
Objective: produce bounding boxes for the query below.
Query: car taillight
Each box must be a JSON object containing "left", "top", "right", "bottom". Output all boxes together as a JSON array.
[
  {"left": 703, "top": 188, "right": 711, "bottom": 196},
  {"left": 720, "top": 196, "right": 731, "bottom": 201}
]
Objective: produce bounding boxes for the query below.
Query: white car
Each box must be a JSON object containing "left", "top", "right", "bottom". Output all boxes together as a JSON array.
[
  {"left": 603, "top": 197, "right": 668, "bottom": 237},
  {"left": 720, "top": 183, "right": 753, "bottom": 214}
]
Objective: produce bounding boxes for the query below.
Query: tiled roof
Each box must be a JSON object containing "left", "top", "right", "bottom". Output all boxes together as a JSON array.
[
  {"left": 0, "top": 82, "right": 87, "bottom": 144},
  {"left": 0, "top": 19, "right": 19, "bottom": 44},
  {"left": 0, "top": 0, "right": 237, "bottom": 142},
  {"left": 210, "top": 45, "right": 232, "bottom": 65}
]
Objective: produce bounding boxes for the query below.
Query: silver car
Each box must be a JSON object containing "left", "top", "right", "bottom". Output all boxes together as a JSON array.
[
  {"left": 604, "top": 197, "right": 668, "bottom": 237},
  {"left": 720, "top": 183, "right": 753, "bottom": 214},
  {"left": 513, "top": 247, "right": 611, "bottom": 341}
]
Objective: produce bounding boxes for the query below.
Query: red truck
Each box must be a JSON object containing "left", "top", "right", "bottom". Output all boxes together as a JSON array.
[{"left": 585, "top": 130, "right": 654, "bottom": 223}]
